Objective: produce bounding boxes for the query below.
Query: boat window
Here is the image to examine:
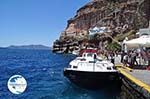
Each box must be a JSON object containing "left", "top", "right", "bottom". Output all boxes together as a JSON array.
[
  {"left": 107, "top": 67, "right": 112, "bottom": 70},
  {"left": 89, "top": 61, "right": 95, "bottom": 63},
  {"left": 73, "top": 66, "right": 77, "bottom": 69},
  {"left": 69, "top": 65, "right": 72, "bottom": 68},
  {"left": 81, "top": 58, "right": 86, "bottom": 61},
  {"left": 83, "top": 54, "right": 86, "bottom": 57},
  {"left": 87, "top": 53, "right": 93, "bottom": 57}
]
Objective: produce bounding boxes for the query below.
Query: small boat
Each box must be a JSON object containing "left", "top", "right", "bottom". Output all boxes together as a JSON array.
[
  {"left": 72, "top": 47, "right": 80, "bottom": 55},
  {"left": 72, "top": 50, "right": 79, "bottom": 55},
  {"left": 64, "top": 49, "right": 120, "bottom": 89}
]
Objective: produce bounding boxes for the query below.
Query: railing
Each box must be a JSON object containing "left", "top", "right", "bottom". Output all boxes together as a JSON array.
[{"left": 77, "top": 61, "right": 106, "bottom": 71}]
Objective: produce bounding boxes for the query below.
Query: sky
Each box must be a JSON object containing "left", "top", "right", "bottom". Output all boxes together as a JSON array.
[{"left": 0, "top": 0, "right": 89, "bottom": 47}]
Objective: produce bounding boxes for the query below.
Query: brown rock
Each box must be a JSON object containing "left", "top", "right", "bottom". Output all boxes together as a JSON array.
[{"left": 58, "top": 0, "right": 149, "bottom": 48}]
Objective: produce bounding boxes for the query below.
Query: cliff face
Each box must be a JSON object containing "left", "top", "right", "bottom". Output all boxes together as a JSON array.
[
  {"left": 53, "top": 0, "right": 150, "bottom": 52},
  {"left": 60, "top": 0, "right": 149, "bottom": 42}
]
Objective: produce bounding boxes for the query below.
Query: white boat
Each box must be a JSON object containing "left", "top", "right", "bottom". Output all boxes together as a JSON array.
[
  {"left": 72, "top": 47, "right": 80, "bottom": 55},
  {"left": 64, "top": 49, "right": 120, "bottom": 88}
]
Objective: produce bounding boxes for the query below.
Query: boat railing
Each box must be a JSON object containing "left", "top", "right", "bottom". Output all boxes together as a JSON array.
[{"left": 77, "top": 62, "right": 105, "bottom": 71}]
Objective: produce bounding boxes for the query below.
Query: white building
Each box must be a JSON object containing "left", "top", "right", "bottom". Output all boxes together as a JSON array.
[{"left": 89, "top": 26, "right": 111, "bottom": 35}]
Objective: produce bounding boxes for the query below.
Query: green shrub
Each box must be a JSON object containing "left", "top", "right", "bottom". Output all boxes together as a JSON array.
[{"left": 106, "top": 42, "right": 121, "bottom": 51}]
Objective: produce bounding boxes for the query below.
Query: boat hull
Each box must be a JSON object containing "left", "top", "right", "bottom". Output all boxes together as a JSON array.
[{"left": 64, "top": 69, "right": 121, "bottom": 89}]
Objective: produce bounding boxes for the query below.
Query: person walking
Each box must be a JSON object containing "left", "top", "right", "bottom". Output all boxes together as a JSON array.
[
  {"left": 121, "top": 51, "right": 125, "bottom": 63},
  {"left": 123, "top": 53, "right": 128, "bottom": 67},
  {"left": 110, "top": 53, "right": 115, "bottom": 64}
]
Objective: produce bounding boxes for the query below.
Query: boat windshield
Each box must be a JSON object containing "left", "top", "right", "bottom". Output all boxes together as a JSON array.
[{"left": 87, "top": 53, "right": 93, "bottom": 57}]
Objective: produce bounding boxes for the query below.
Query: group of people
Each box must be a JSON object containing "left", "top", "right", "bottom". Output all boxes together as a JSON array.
[
  {"left": 98, "top": 50, "right": 117, "bottom": 64},
  {"left": 97, "top": 49, "right": 150, "bottom": 68},
  {"left": 121, "top": 49, "right": 150, "bottom": 68},
  {"left": 121, "top": 50, "right": 138, "bottom": 68}
]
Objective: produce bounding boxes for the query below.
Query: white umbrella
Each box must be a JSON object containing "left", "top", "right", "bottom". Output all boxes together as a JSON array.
[{"left": 124, "top": 35, "right": 150, "bottom": 48}]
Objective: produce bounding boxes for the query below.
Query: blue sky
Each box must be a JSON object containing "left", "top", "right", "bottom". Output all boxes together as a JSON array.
[{"left": 0, "top": 0, "right": 89, "bottom": 47}]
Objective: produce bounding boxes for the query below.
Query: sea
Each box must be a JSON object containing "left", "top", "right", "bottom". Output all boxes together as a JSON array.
[{"left": 0, "top": 48, "right": 134, "bottom": 99}]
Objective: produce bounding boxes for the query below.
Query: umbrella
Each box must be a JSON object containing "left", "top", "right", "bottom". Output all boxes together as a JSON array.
[{"left": 124, "top": 35, "right": 150, "bottom": 48}]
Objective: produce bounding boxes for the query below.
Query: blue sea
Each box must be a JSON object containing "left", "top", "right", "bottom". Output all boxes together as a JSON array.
[{"left": 0, "top": 49, "right": 121, "bottom": 99}]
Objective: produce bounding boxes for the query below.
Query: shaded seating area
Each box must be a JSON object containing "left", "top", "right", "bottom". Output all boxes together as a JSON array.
[{"left": 122, "top": 35, "right": 150, "bottom": 69}]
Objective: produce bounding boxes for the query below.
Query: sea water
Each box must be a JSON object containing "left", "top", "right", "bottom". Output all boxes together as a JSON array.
[{"left": 0, "top": 49, "right": 125, "bottom": 99}]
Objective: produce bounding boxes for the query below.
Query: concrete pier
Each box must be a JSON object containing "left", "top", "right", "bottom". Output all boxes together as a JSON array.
[
  {"left": 127, "top": 69, "right": 150, "bottom": 86},
  {"left": 116, "top": 64, "right": 150, "bottom": 98}
]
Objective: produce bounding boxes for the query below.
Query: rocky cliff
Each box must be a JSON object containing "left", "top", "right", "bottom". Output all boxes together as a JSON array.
[{"left": 54, "top": 0, "right": 150, "bottom": 51}]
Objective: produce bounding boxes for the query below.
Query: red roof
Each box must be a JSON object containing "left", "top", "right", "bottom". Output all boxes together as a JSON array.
[{"left": 79, "top": 49, "right": 97, "bottom": 55}]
